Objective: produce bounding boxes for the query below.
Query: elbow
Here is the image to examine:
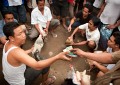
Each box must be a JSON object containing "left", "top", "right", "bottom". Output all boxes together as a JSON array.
[{"left": 32, "top": 63, "right": 43, "bottom": 70}]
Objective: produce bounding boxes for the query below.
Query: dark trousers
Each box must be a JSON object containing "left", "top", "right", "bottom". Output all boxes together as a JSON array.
[{"left": 25, "top": 66, "right": 50, "bottom": 85}]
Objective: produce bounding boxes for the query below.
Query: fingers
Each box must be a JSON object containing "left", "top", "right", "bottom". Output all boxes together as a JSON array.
[{"left": 70, "top": 48, "right": 79, "bottom": 53}]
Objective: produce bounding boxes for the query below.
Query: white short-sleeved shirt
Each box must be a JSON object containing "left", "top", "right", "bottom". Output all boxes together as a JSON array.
[
  {"left": 31, "top": 6, "right": 52, "bottom": 28},
  {"left": 3, "top": 0, "right": 23, "bottom": 6},
  {"left": 93, "top": 0, "right": 103, "bottom": 8},
  {"left": 78, "top": 23, "right": 100, "bottom": 49},
  {"left": 100, "top": 0, "right": 120, "bottom": 24}
]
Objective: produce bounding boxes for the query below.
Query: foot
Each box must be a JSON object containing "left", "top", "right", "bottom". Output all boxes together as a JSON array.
[
  {"left": 62, "top": 24, "right": 68, "bottom": 30},
  {"left": 42, "top": 76, "right": 56, "bottom": 85},
  {"left": 51, "top": 33, "right": 57, "bottom": 38}
]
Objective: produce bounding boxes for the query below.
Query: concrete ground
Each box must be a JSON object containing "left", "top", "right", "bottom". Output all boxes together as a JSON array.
[
  {"left": 22, "top": 24, "right": 92, "bottom": 85},
  {"left": 0, "top": 13, "right": 97, "bottom": 85}
]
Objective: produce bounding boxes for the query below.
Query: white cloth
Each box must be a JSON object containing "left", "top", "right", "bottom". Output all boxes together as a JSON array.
[
  {"left": 118, "top": 26, "right": 120, "bottom": 31},
  {"left": 32, "top": 0, "right": 37, "bottom": 8},
  {"left": 31, "top": 6, "right": 52, "bottom": 28},
  {"left": 106, "top": 47, "right": 115, "bottom": 70},
  {"left": 100, "top": 0, "right": 120, "bottom": 24},
  {"left": 107, "top": 64, "right": 115, "bottom": 70},
  {"left": 78, "top": 23, "right": 100, "bottom": 50},
  {"left": 106, "top": 47, "right": 112, "bottom": 53},
  {"left": 93, "top": 0, "right": 103, "bottom": 8},
  {"left": 32, "top": 35, "right": 44, "bottom": 54},
  {"left": 2, "top": 42, "right": 26, "bottom": 85},
  {"left": 7, "top": 0, "right": 23, "bottom": 6}
]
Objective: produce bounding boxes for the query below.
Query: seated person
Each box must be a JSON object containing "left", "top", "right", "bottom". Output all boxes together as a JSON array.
[
  {"left": 0, "top": 11, "right": 17, "bottom": 45},
  {"left": 68, "top": 16, "right": 100, "bottom": 50},
  {"left": 2, "top": 22, "right": 71, "bottom": 85},
  {"left": 67, "top": 4, "right": 93, "bottom": 32},
  {"left": 30, "top": 0, "right": 60, "bottom": 39},
  {"left": 89, "top": 31, "right": 120, "bottom": 77},
  {"left": 71, "top": 44, "right": 120, "bottom": 84}
]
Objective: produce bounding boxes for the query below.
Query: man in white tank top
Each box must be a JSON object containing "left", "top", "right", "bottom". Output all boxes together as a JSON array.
[{"left": 2, "top": 22, "right": 71, "bottom": 85}]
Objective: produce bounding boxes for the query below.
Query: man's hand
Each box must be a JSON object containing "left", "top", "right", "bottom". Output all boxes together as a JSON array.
[
  {"left": 44, "top": 28, "right": 48, "bottom": 34},
  {"left": 68, "top": 26, "right": 72, "bottom": 32},
  {"left": 56, "top": 52, "right": 72, "bottom": 61},
  {"left": 71, "top": 48, "right": 85, "bottom": 57},
  {"left": 68, "top": 37, "right": 73, "bottom": 42},
  {"left": 107, "top": 24, "right": 116, "bottom": 29}
]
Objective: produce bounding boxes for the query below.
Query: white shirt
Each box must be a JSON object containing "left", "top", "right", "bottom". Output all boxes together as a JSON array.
[
  {"left": 78, "top": 23, "right": 100, "bottom": 49},
  {"left": 31, "top": 6, "right": 52, "bottom": 28},
  {"left": 93, "top": 0, "right": 103, "bottom": 8},
  {"left": 100, "top": 0, "right": 120, "bottom": 24},
  {"left": 7, "top": 0, "right": 23, "bottom": 6}
]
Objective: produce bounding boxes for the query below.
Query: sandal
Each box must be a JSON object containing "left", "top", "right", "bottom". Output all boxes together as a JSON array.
[{"left": 41, "top": 76, "right": 56, "bottom": 85}]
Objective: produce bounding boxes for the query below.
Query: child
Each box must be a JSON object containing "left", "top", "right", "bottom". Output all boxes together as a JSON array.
[{"left": 68, "top": 16, "right": 100, "bottom": 50}]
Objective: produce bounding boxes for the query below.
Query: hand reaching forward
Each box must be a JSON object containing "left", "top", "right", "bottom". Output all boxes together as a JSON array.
[
  {"left": 56, "top": 52, "right": 72, "bottom": 61},
  {"left": 71, "top": 48, "right": 85, "bottom": 57}
]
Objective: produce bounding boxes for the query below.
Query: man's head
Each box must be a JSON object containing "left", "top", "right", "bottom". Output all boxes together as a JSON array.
[
  {"left": 36, "top": 0, "right": 45, "bottom": 11},
  {"left": 3, "top": 22, "right": 26, "bottom": 45},
  {"left": 108, "top": 32, "right": 120, "bottom": 49},
  {"left": 3, "top": 11, "right": 14, "bottom": 23},
  {"left": 88, "top": 16, "right": 100, "bottom": 31},
  {"left": 82, "top": 4, "right": 93, "bottom": 17}
]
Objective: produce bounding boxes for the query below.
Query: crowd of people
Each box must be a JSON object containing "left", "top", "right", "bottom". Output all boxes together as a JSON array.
[{"left": 0, "top": 0, "right": 120, "bottom": 85}]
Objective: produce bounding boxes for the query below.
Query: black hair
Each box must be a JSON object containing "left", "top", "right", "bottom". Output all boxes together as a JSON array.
[
  {"left": 36, "top": 0, "right": 45, "bottom": 4},
  {"left": 83, "top": 4, "right": 93, "bottom": 13},
  {"left": 61, "top": 79, "right": 76, "bottom": 85},
  {"left": 91, "top": 16, "right": 101, "bottom": 27},
  {"left": 3, "top": 22, "right": 20, "bottom": 39},
  {"left": 112, "top": 31, "right": 120, "bottom": 48},
  {"left": 3, "top": 11, "right": 14, "bottom": 19}
]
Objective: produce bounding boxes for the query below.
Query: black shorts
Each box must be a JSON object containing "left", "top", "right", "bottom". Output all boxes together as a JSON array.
[
  {"left": 25, "top": 66, "right": 50, "bottom": 85},
  {"left": 53, "top": 1, "right": 68, "bottom": 18}
]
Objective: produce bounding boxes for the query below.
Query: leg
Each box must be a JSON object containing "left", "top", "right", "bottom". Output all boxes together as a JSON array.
[
  {"left": 52, "top": 2, "right": 60, "bottom": 19},
  {"left": 62, "top": 18, "right": 67, "bottom": 29},
  {"left": 99, "top": 34, "right": 108, "bottom": 51},
  {"left": 66, "top": 20, "right": 81, "bottom": 29},
  {"left": 49, "top": 19, "right": 60, "bottom": 37},
  {"left": 61, "top": 2, "right": 68, "bottom": 29},
  {"left": 41, "top": 70, "right": 49, "bottom": 85},
  {"left": 88, "top": 41, "right": 96, "bottom": 51},
  {"left": 17, "top": 4, "right": 27, "bottom": 24},
  {"left": 69, "top": 4, "right": 74, "bottom": 18},
  {"left": 1, "top": 6, "right": 18, "bottom": 20},
  {"left": 28, "top": 26, "right": 39, "bottom": 39},
  {"left": 97, "top": 71, "right": 105, "bottom": 77},
  {"left": 25, "top": 66, "right": 50, "bottom": 85}
]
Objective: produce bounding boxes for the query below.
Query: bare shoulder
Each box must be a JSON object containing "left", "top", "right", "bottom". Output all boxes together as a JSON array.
[{"left": 9, "top": 47, "right": 28, "bottom": 58}]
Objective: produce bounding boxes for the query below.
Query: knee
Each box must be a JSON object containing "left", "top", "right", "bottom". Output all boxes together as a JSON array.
[
  {"left": 88, "top": 41, "right": 96, "bottom": 49},
  {"left": 54, "top": 19, "right": 60, "bottom": 25}
]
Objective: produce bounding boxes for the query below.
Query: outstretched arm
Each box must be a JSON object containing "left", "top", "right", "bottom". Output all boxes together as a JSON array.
[
  {"left": 72, "top": 41, "right": 88, "bottom": 45},
  {"left": 11, "top": 48, "right": 71, "bottom": 70},
  {"left": 72, "top": 48, "right": 113, "bottom": 64}
]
